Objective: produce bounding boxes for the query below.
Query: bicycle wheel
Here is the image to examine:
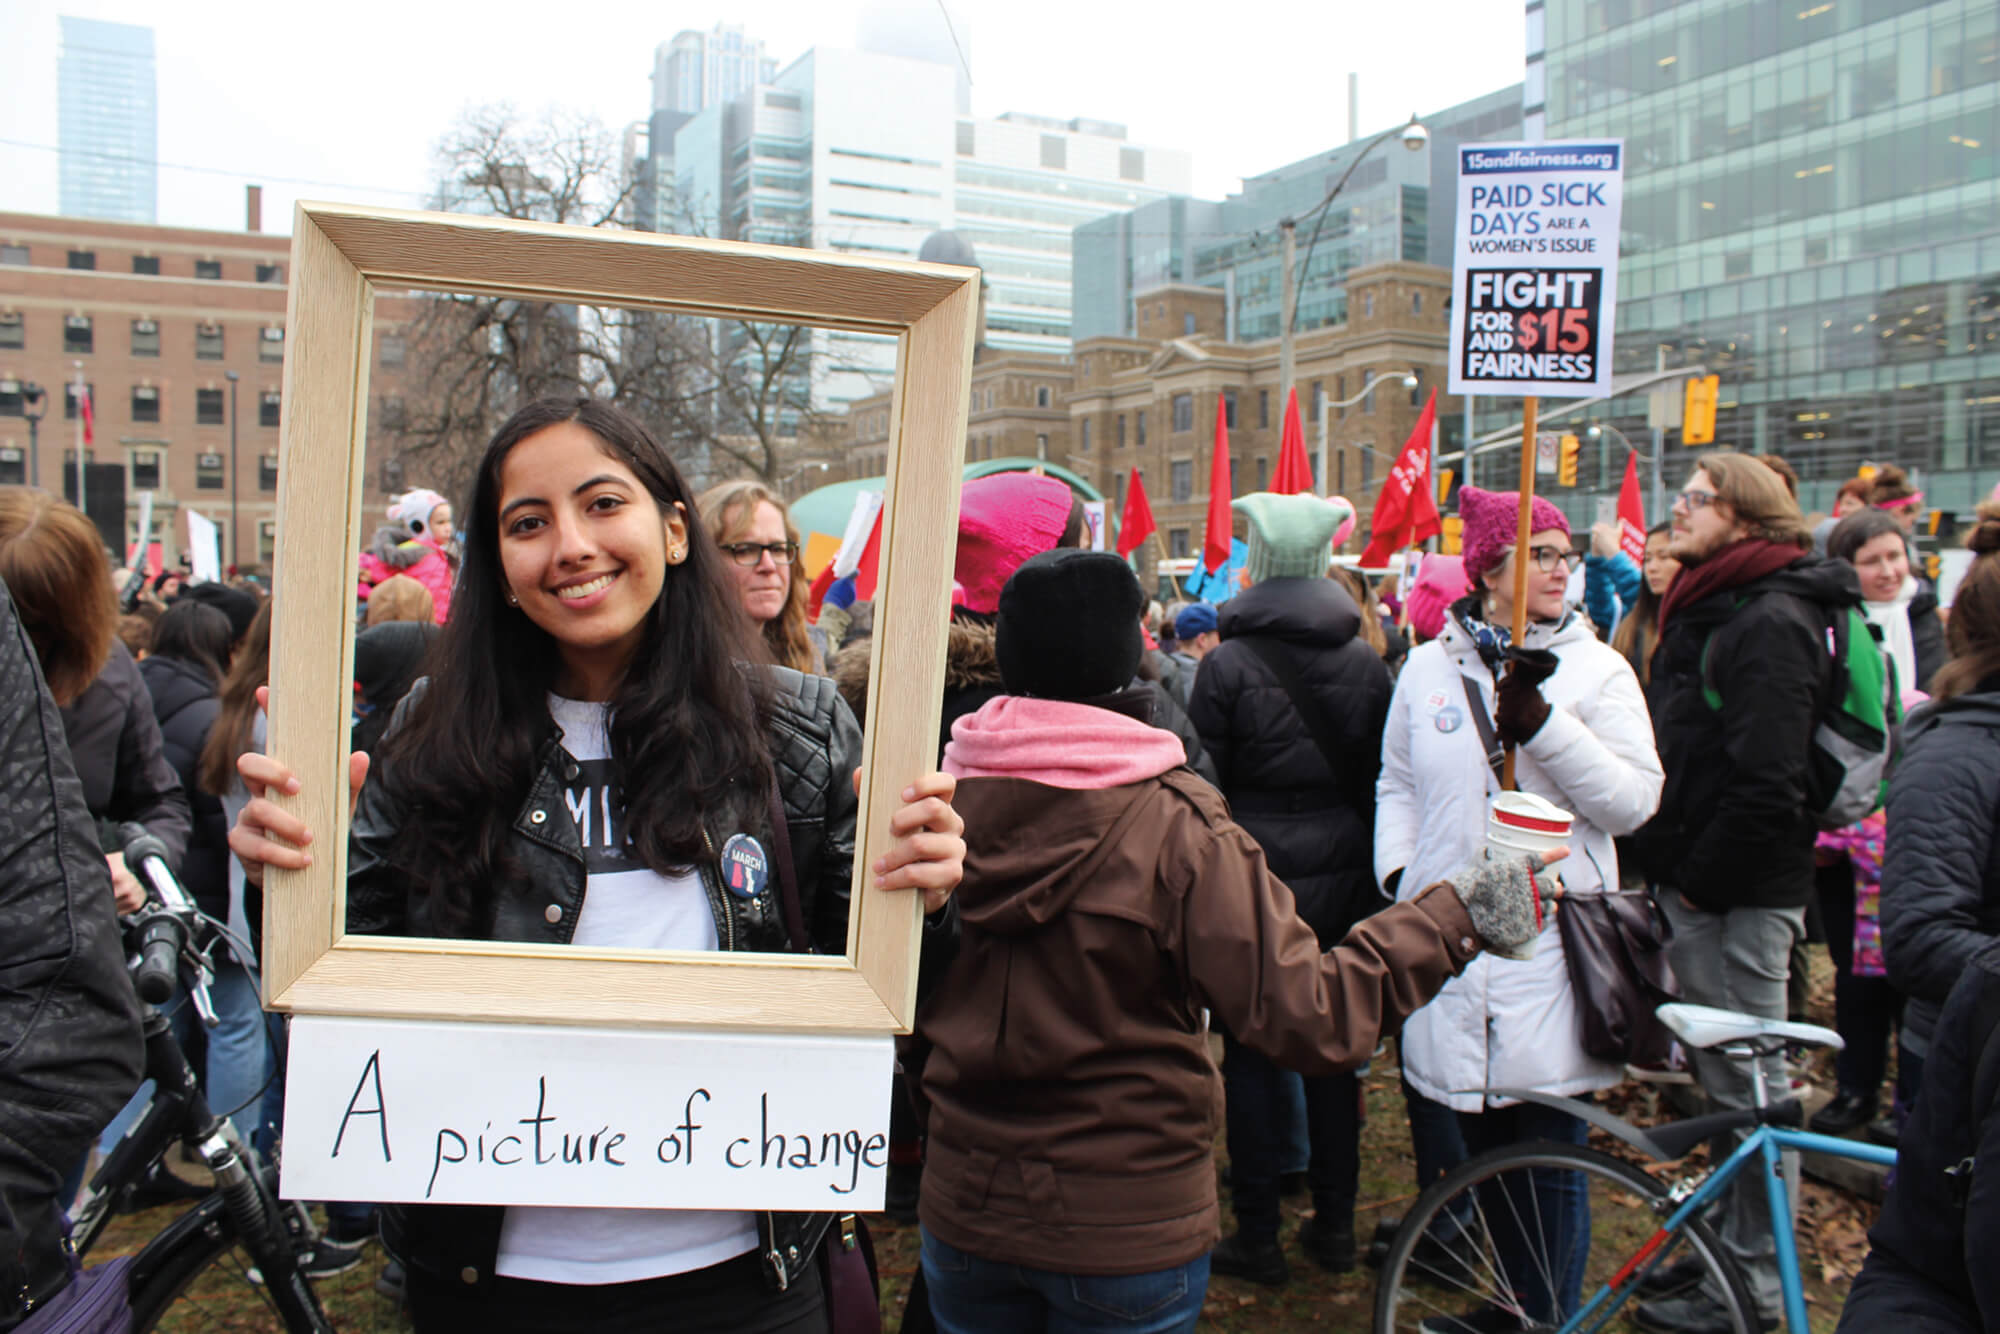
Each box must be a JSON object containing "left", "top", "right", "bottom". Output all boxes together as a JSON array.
[
  {"left": 123, "top": 1196, "right": 330, "bottom": 1333},
  {"left": 1373, "top": 1139, "right": 1757, "bottom": 1333}
]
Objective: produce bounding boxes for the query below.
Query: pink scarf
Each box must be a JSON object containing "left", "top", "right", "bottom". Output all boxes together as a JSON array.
[{"left": 943, "top": 696, "right": 1187, "bottom": 790}]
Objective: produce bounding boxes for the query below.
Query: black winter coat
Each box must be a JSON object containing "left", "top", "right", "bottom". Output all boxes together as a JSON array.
[
  {"left": 1187, "top": 577, "right": 1392, "bottom": 943},
  {"left": 0, "top": 584, "right": 144, "bottom": 1329},
  {"left": 57, "top": 641, "right": 190, "bottom": 874},
  {"left": 137, "top": 655, "right": 229, "bottom": 922},
  {"left": 1634, "top": 555, "right": 1860, "bottom": 911},
  {"left": 348, "top": 667, "right": 958, "bottom": 1299},
  {"left": 1838, "top": 937, "right": 2000, "bottom": 1332},
  {"left": 1910, "top": 585, "right": 1948, "bottom": 694},
  {"left": 1881, "top": 686, "right": 2000, "bottom": 1057}
]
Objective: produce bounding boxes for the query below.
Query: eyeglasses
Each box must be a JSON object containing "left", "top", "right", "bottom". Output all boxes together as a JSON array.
[
  {"left": 720, "top": 540, "right": 799, "bottom": 567},
  {"left": 1673, "top": 490, "right": 1721, "bottom": 512},
  {"left": 1526, "top": 545, "right": 1585, "bottom": 573}
]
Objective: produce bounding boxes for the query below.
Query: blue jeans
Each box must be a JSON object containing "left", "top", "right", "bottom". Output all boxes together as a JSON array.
[
  {"left": 1457, "top": 1100, "right": 1590, "bottom": 1323},
  {"left": 1220, "top": 1032, "right": 1360, "bottom": 1239},
  {"left": 1277, "top": 1072, "right": 1309, "bottom": 1176},
  {"left": 920, "top": 1230, "right": 1207, "bottom": 1334}
]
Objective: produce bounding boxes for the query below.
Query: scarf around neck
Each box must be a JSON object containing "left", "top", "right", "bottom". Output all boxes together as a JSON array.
[{"left": 1657, "top": 538, "right": 1805, "bottom": 633}]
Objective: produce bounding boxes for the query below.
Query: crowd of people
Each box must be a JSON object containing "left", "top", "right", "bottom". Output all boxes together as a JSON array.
[{"left": 3, "top": 405, "right": 1999, "bottom": 1333}]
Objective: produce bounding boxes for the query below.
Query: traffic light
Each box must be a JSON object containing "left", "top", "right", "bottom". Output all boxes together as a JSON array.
[
  {"left": 1437, "top": 467, "right": 1455, "bottom": 508},
  {"left": 1684, "top": 374, "right": 1720, "bottom": 446},
  {"left": 1558, "top": 433, "right": 1580, "bottom": 487}
]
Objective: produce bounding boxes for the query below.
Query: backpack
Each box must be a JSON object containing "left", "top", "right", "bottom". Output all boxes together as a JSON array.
[{"left": 1701, "top": 599, "right": 1901, "bottom": 829}]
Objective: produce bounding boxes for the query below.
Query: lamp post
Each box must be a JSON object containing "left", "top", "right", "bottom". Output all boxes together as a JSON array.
[
  {"left": 779, "top": 459, "right": 829, "bottom": 497},
  {"left": 1586, "top": 421, "right": 1650, "bottom": 508},
  {"left": 225, "top": 370, "right": 239, "bottom": 573},
  {"left": 1277, "top": 113, "right": 1429, "bottom": 409},
  {"left": 1316, "top": 370, "right": 1420, "bottom": 498},
  {"left": 6, "top": 381, "right": 46, "bottom": 486}
]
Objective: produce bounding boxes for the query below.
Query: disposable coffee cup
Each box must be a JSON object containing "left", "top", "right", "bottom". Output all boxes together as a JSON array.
[{"left": 1483, "top": 792, "right": 1573, "bottom": 961}]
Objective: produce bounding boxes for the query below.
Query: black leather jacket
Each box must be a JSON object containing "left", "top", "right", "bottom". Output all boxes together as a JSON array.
[
  {"left": 348, "top": 667, "right": 956, "bottom": 1297},
  {"left": 0, "top": 584, "right": 145, "bottom": 1329}
]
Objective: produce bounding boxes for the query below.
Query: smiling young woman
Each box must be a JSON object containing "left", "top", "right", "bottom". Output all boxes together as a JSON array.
[{"left": 229, "top": 396, "right": 965, "bottom": 1333}]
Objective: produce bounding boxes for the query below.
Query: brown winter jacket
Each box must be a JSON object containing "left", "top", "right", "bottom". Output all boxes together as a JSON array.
[{"left": 917, "top": 695, "right": 1480, "bottom": 1276}]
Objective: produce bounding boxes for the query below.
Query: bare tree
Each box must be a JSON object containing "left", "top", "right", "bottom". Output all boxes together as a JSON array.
[{"left": 377, "top": 105, "right": 827, "bottom": 504}]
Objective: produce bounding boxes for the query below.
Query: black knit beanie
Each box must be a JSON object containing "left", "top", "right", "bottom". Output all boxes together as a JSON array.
[{"left": 995, "top": 548, "right": 1145, "bottom": 700}]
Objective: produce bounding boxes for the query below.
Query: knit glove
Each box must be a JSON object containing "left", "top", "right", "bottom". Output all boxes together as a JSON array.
[
  {"left": 1493, "top": 646, "right": 1560, "bottom": 745},
  {"left": 1447, "top": 849, "right": 1558, "bottom": 962}
]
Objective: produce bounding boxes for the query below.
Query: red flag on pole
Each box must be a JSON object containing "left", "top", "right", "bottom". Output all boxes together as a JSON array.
[
  {"left": 1269, "top": 388, "right": 1313, "bottom": 495},
  {"left": 1115, "top": 466, "right": 1156, "bottom": 558},
  {"left": 1202, "top": 394, "right": 1233, "bottom": 573},
  {"left": 80, "top": 386, "right": 94, "bottom": 446},
  {"left": 1617, "top": 451, "right": 1646, "bottom": 566},
  {"left": 1359, "top": 388, "right": 1442, "bottom": 566},
  {"left": 851, "top": 508, "right": 885, "bottom": 600}
]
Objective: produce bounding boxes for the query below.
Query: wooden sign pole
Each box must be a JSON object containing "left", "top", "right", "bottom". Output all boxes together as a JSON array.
[{"left": 1501, "top": 395, "right": 1540, "bottom": 791}]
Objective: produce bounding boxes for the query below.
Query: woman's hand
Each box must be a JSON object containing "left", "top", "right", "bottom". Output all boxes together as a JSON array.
[
  {"left": 228, "top": 686, "right": 369, "bottom": 887},
  {"left": 1448, "top": 846, "right": 1569, "bottom": 960},
  {"left": 1494, "top": 646, "right": 1560, "bottom": 745},
  {"left": 106, "top": 852, "right": 147, "bottom": 914},
  {"left": 855, "top": 769, "right": 965, "bottom": 914}
]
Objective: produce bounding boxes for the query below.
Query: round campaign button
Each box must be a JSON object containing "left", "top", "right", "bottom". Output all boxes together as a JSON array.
[
  {"left": 720, "top": 833, "right": 770, "bottom": 900},
  {"left": 1436, "top": 705, "right": 1465, "bottom": 734}
]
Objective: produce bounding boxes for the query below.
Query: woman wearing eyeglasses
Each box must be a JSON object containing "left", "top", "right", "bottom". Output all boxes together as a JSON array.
[
  {"left": 1375, "top": 486, "right": 1663, "bottom": 1329},
  {"left": 699, "top": 481, "right": 824, "bottom": 675}
]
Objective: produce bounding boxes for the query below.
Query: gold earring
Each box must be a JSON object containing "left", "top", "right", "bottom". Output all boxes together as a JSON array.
[{"left": 669, "top": 545, "right": 686, "bottom": 564}]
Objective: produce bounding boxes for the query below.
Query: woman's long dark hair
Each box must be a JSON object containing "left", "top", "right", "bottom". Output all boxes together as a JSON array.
[
  {"left": 149, "top": 600, "right": 234, "bottom": 685},
  {"left": 199, "top": 599, "right": 274, "bottom": 796},
  {"left": 1611, "top": 521, "right": 1673, "bottom": 684},
  {"left": 377, "top": 397, "right": 772, "bottom": 937}
]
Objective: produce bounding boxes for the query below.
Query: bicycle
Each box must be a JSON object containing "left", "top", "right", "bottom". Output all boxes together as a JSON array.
[
  {"left": 63, "top": 825, "right": 340, "bottom": 1333},
  {"left": 1373, "top": 1001, "right": 1899, "bottom": 1333}
]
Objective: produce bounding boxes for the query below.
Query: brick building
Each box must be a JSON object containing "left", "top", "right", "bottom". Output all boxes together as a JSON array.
[
  {"left": 835, "top": 348, "right": 1074, "bottom": 483},
  {"left": 0, "top": 210, "right": 412, "bottom": 573}
]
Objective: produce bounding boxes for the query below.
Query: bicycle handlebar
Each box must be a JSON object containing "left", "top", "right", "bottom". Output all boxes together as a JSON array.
[{"left": 119, "top": 823, "right": 216, "bottom": 1021}]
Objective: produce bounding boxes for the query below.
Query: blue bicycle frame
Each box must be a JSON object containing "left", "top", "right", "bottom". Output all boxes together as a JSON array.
[{"left": 1566, "top": 1125, "right": 1898, "bottom": 1334}]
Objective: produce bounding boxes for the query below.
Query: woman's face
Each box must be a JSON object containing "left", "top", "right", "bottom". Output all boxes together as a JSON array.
[
  {"left": 1833, "top": 492, "right": 1866, "bottom": 519},
  {"left": 429, "top": 503, "right": 455, "bottom": 544},
  {"left": 1486, "top": 527, "right": 1574, "bottom": 624},
  {"left": 726, "top": 500, "right": 791, "bottom": 625},
  {"left": 1642, "top": 530, "right": 1680, "bottom": 597},
  {"left": 1851, "top": 530, "right": 1910, "bottom": 603},
  {"left": 494, "top": 421, "right": 686, "bottom": 699}
]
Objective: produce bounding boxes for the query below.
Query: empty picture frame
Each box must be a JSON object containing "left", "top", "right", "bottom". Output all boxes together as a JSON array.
[{"left": 264, "top": 201, "right": 976, "bottom": 1034}]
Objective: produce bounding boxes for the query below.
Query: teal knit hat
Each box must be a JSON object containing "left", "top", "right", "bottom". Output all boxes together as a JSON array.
[{"left": 1232, "top": 492, "right": 1356, "bottom": 584}]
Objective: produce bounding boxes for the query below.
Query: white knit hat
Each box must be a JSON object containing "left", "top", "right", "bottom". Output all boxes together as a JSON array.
[{"left": 389, "top": 489, "right": 449, "bottom": 536}]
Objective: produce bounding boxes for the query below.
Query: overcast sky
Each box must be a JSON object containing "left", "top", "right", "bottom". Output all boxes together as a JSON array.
[{"left": 0, "top": 0, "right": 1523, "bottom": 235}]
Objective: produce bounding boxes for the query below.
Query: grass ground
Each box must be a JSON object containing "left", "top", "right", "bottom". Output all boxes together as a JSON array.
[{"left": 96, "top": 951, "right": 1873, "bottom": 1332}]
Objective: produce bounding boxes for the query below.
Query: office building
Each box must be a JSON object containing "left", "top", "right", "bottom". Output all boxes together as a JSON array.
[
  {"left": 57, "top": 17, "right": 157, "bottom": 225},
  {"left": 0, "top": 212, "right": 414, "bottom": 571},
  {"left": 633, "top": 25, "right": 777, "bottom": 233},
  {"left": 1529, "top": 0, "right": 2000, "bottom": 516},
  {"left": 1074, "top": 86, "right": 1521, "bottom": 346}
]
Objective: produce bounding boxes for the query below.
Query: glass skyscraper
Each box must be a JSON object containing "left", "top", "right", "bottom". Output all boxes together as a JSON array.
[
  {"left": 1529, "top": 0, "right": 1999, "bottom": 515},
  {"left": 57, "top": 17, "right": 157, "bottom": 225}
]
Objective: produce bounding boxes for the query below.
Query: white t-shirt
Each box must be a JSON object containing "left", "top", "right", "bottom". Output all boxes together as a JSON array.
[{"left": 494, "top": 695, "right": 759, "bottom": 1285}]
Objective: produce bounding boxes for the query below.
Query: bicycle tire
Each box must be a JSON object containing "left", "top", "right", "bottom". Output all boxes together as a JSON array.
[
  {"left": 1373, "top": 1139, "right": 1759, "bottom": 1333},
  {"left": 124, "top": 1195, "right": 330, "bottom": 1333}
]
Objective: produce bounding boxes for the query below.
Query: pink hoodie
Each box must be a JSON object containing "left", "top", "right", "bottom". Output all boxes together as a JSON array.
[{"left": 943, "top": 695, "right": 1186, "bottom": 790}]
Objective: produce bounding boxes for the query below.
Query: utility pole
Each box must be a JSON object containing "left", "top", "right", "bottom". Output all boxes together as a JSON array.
[
  {"left": 1278, "top": 218, "right": 1297, "bottom": 413},
  {"left": 1651, "top": 345, "right": 1666, "bottom": 519},
  {"left": 226, "top": 370, "right": 240, "bottom": 572}
]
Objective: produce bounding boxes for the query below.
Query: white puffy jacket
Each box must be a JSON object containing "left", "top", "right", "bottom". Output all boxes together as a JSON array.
[{"left": 1376, "top": 607, "right": 1663, "bottom": 1112}]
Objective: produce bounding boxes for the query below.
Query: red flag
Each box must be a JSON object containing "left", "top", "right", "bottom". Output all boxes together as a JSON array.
[
  {"left": 1269, "top": 388, "right": 1313, "bottom": 494},
  {"left": 805, "top": 560, "right": 837, "bottom": 621},
  {"left": 1203, "top": 394, "right": 1233, "bottom": 573},
  {"left": 851, "top": 508, "right": 885, "bottom": 600},
  {"left": 1359, "top": 388, "right": 1442, "bottom": 566},
  {"left": 1115, "top": 466, "right": 1156, "bottom": 558},
  {"left": 1617, "top": 451, "right": 1646, "bottom": 566},
  {"left": 80, "top": 386, "right": 94, "bottom": 446}
]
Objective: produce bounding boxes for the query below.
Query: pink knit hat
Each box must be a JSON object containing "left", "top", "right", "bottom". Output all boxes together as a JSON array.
[
  {"left": 953, "top": 473, "right": 1077, "bottom": 614},
  {"left": 1458, "top": 485, "right": 1571, "bottom": 583},
  {"left": 1403, "top": 554, "right": 1467, "bottom": 642}
]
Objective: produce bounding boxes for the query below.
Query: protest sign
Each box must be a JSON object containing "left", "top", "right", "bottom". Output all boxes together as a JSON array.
[
  {"left": 282, "top": 1017, "right": 894, "bottom": 1209},
  {"left": 1447, "top": 141, "right": 1625, "bottom": 400},
  {"left": 186, "top": 509, "right": 221, "bottom": 582}
]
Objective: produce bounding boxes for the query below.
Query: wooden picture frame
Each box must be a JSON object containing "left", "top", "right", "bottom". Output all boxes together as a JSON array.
[{"left": 263, "top": 201, "right": 976, "bottom": 1034}]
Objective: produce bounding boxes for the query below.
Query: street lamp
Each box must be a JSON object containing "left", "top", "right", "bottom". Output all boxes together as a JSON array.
[
  {"left": 3, "top": 380, "right": 46, "bottom": 486},
  {"left": 1586, "top": 421, "right": 1659, "bottom": 518},
  {"left": 1278, "top": 112, "right": 1429, "bottom": 408},
  {"left": 225, "top": 370, "right": 239, "bottom": 573},
  {"left": 1317, "top": 370, "right": 1421, "bottom": 499},
  {"left": 780, "top": 459, "right": 830, "bottom": 495}
]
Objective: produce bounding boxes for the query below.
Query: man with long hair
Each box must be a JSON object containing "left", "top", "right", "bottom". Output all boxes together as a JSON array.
[{"left": 1631, "top": 453, "right": 1862, "bottom": 1334}]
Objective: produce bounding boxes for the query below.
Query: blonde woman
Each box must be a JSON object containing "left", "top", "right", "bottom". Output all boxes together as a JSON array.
[{"left": 698, "top": 480, "right": 824, "bottom": 675}]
